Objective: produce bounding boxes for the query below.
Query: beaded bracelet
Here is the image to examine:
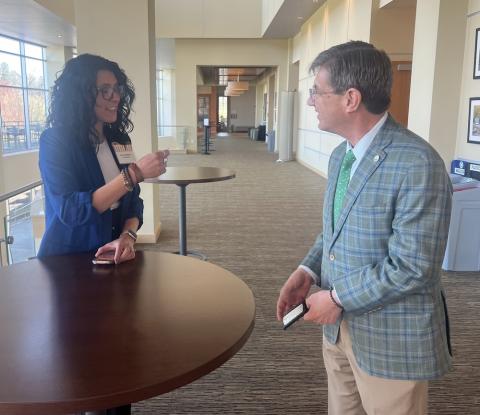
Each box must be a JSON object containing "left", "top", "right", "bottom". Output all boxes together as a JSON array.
[
  {"left": 121, "top": 167, "right": 134, "bottom": 192},
  {"left": 329, "top": 287, "right": 344, "bottom": 311}
]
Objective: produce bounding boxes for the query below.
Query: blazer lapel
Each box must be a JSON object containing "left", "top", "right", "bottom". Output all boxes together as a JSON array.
[
  {"left": 328, "top": 117, "right": 396, "bottom": 249},
  {"left": 325, "top": 144, "right": 346, "bottom": 240}
]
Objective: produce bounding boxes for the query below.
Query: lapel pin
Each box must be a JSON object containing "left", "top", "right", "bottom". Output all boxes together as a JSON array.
[{"left": 373, "top": 154, "right": 380, "bottom": 162}]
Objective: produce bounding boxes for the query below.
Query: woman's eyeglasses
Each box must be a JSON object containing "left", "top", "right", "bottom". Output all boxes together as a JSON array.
[{"left": 96, "top": 84, "right": 126, "bottom": 100}]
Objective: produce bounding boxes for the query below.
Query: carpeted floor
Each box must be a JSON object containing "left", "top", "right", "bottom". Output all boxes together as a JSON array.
[{"left": 135, "top": 134, "right": 480, "bottom": 414}]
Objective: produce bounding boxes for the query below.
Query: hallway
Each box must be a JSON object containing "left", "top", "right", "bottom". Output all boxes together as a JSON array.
[{"left": 137, "top": 134, "right": 480, "bottom": 414}]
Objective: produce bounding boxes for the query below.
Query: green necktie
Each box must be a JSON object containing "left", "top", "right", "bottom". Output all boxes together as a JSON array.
[{"left": 333, "top": 149, "right": 356, "bottom": 227}]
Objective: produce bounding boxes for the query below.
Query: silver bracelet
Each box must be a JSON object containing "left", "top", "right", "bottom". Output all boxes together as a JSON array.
[{"left": 121, "top": 229, "right": 137, "bottom": 242}]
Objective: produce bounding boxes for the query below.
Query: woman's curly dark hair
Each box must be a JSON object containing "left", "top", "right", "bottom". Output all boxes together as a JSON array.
[{"left": 47, "top": 53, "right": 135, "bottom": 146}]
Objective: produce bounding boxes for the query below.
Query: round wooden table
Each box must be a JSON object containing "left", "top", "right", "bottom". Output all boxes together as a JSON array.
[
  {"left": 0, "top": 251, "right": 255, "bottom": 414},
  {"left": 146, "top": 167, "right": 236, "bottom": 257}
]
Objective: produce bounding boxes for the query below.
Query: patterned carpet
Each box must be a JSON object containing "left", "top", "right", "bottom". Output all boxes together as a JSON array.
[{"left": 135, "top": 134, "right": 480, "bottom": 414}]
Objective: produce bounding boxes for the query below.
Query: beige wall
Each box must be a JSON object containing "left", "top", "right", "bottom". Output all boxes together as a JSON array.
[
  {"left": 293, "top": 0, "right": 373, "bottom": 177},
  {"left": 409, "top": 0, "right": 468, "bottom": 166},
  {"left": 455, "top": 0, "right": 480, "bottom": 162},
  {"left": 230, "top": 88, "right": 256, "bottom": 129},
  {"left": 45, "top": 45, "right": 69, "bottom": 93},
  {"left": 262, "top": 0, "right": 284, "bottom": 34},
  {"left": 370, "top": 2, "right": 415, "bottom": 60},
  {"left": 175, "top": 38, "right": 288, "bottom": 151},
  {"left": 256, "top": 79, "right": 268, "bottom": 126},
  {"left": 293, "top": 0, "right": 473, "bottom": 177},
  {"left": 156, "top": 0, "right": 261, "bottom": 38},
  {"left": 75, "top": 0, "right": 161, "bottom": 242}
]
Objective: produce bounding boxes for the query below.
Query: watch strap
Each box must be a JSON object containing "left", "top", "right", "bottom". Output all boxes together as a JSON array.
[{"left": 122, "top": 229, "right": 137, "bottom": 242}]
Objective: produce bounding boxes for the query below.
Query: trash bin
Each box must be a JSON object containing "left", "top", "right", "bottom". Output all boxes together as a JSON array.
[
  {"left": 442, "top": 165, "right": 480, "bottom": 271},
  {"left": 267, "top": 130, "right": 275, "bottom": 152},
  {"left": 257, "top": 125, "right": 266, "bottom": 141}
]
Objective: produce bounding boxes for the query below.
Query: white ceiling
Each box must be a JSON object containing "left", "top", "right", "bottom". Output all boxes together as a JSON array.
[
  {"left": 0, "top": 0, "right": 75, "bottom": 47},
  {"left": 263, "top": 0, "right": 326, "bottom": 38},
  {"left": 0, "top": 0, "right": 327, "bottom": 48},
  {"left": 381, "top": 0, "right": 416, "bottom": 9}
]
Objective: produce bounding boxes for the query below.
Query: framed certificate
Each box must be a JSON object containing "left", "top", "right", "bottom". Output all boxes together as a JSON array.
[{"left": 467, "top": 97, "right": 480, "bottom": 144}]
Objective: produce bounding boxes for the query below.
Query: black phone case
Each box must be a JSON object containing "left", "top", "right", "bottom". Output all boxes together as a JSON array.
[{"left": 282, "top": 301, "right": 308, "bottom": 330}]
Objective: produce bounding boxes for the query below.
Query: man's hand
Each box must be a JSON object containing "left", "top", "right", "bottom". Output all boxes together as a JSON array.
[
  {"left": 304, "top": 290, "right": 342, "bottom": 325},
  {"left": 276, "top": 268, "right": 313, "bottom": 321}
]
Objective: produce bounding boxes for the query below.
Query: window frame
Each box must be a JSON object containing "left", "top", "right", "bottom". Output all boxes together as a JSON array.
[{"left": 0, "top": 34, "right": 47, "bottom": 154}]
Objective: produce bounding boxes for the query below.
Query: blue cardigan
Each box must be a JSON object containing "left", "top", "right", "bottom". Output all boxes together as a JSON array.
[{"left": 37, "top": 127, "right": 143, "bottom": 257}]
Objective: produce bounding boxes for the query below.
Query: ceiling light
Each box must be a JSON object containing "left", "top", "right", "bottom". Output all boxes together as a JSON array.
[
  {"left": 227, "top": 74, "right": 249, "bottom": 91},
  {"left": 225, "top": 90, "right": 242, "bottom": 97},
  {"left": 225, "top": 87, "right": 242, "bottom": 94},
  {"left": 227, "top": 81, "right": 249, "bottom": 91},
  {"left": 225, "top": 85, "right": 243, "bottom": 96},
  {"left": 57, "top": 34, "right": 63, "bottom": 38}
]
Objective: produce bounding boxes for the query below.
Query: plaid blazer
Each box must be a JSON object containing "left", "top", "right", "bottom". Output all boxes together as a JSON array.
[{"left": 302, "top": 115, "right": 453, "bottom": 380}]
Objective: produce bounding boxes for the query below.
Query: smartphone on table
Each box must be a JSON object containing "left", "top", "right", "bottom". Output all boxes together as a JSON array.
[{"left": 92, "top": 251, "right": 115, "bottom": 265}]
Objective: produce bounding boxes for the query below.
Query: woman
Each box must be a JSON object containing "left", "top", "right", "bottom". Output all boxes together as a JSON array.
[{"left": 38, "top": 53, "right": 168, "bottom": 263}]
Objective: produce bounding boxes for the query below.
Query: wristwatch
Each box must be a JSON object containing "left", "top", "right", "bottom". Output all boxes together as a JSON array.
[{"left": 122, "top": 229, "right": 137, "bottom": 242}]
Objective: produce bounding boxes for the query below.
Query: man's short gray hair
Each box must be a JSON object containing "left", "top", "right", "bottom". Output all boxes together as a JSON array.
[{"left": 309, "top": 41, "right": 392, "bottom": 114}]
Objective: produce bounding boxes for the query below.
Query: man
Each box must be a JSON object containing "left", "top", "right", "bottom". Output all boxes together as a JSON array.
[{"left": 276, "top": 41, "right": 452, "bottom": 415}]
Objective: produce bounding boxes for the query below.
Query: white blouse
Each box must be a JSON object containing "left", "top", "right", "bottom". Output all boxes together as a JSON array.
[{"left": 96, "top": 140, "right": 120, "bottom": 209}]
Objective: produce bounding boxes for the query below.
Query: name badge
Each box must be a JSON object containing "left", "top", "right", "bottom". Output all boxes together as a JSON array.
[
  {"left": 471, "top": 164, "right": 480, "bottom": 173},
  {"left": 112, "top": 142, "right": 136, "bottom": 164}
]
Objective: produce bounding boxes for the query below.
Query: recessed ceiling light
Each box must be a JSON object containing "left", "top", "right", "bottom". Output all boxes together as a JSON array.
[
  {"left": 57, "top": 34, "right": 63, "bottom": 38},
  {"left": 297, "top": 16, "right": 303, "bottom": 19}
]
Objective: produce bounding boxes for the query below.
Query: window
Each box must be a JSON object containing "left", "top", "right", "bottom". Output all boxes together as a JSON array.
[
  {"left": 197, "top": 96, "right": 209, "bottom": 129},
  {"left": 218, "top": 96, "right": 228, "bottom": 131},
  {"left": 156, "top": 69, "right": 173, "bottom": 137},
  {"left": 0, "top": 34, "right": 47, "bottom": 154}
]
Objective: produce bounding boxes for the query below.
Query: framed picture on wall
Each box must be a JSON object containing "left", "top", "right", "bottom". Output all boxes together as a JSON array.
[
  {"left": 474, "top": 28, "right": 480, "bottom": 78},
  {"left": 467, "top": 97, "right": 480, "bottom": 144}
]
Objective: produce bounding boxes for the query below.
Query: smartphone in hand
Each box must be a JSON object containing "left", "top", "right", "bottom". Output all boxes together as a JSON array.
[
  {"left": 92, "top": 252, "right": 115, "bottom": 265},
  {"left": 282, "top": 301, "right": 308, "bottom": 330}
]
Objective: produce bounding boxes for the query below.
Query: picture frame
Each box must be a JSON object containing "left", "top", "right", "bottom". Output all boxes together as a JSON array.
[
  {"left": 467, "top": 97, "right": 480, "bottom": 144},
  {"left": 474, "top": 28, "right": 480, "bottom": 79}
]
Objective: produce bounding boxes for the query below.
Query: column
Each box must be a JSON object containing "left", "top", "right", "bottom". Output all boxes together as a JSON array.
[
  {"left": 74, "top": 0, "right": 161, "bottom": 242},
  {"left": 408, "top": 0, "right": 468, "bottom": 165}
]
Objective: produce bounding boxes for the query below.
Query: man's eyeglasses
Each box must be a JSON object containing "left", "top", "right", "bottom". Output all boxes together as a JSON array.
[
  {"left": 308, "top": 85, "right": 336, "bottom": 99},
  {"left": 96, "top": 84, "right": 126, "bottom": 100}
]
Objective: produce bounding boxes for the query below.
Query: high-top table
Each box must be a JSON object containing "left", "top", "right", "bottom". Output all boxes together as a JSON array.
[
  {"left": 0, "top": 251, "right": 255, "bottom": 414},
  {"left": 146, "top": 166, "right": 236, "bottom": 257}
]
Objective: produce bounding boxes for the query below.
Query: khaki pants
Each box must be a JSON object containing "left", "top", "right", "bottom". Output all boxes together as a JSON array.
[{"left": 322, "top": 320, "right": 428, "bottom": 415}]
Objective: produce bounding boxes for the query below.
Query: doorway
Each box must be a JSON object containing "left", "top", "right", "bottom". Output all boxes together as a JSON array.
[{"left": 390, "top": 61, "right": 412, "bottom": 127}]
